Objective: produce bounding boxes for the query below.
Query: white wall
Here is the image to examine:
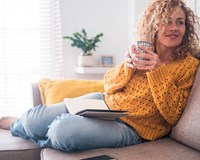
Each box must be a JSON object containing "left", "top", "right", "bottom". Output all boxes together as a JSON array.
[
  {"left": 128, "top": 0, "right": 150, "bottom": 43},
  {"left": 60, "top": 0, "right": 199, "bottom": 80},
  {"left": 186, "top": 0, "right": 200, "bottom": 16},
  {"left": 61, "top": 0, "right": 130, "bottom": 79}
]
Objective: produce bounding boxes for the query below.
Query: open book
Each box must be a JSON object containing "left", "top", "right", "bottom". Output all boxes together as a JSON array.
[{"left": 63, "top": 98, "right": 128, "bottom": 120}]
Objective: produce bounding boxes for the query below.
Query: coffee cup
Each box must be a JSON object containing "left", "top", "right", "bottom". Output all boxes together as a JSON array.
[{"left": 137, "top": 41, "right": 150, "bottom": 60}]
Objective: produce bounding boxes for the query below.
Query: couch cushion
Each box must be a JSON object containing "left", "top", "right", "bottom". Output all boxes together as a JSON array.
[
  {"left": 170, "top": 67, "right": 200, "bottom": 151},
  {"left": 41, "top": 138, "right": 200, "bottom": 160},
  {"left": 39, "top": 79, "right": 104, "bottom": 105},
  {"left": 0, "top": 129, "right": 41, "bottom": 160}
]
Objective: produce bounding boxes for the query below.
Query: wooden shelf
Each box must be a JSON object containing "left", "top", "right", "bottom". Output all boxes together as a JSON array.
[{"left": 76, "top": 67, "right": 113, "bottom": 74}]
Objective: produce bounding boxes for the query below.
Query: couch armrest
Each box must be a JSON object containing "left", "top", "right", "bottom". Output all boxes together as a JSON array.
[{"left": 31, "top": 82, "right": 42, "bottom": 106}]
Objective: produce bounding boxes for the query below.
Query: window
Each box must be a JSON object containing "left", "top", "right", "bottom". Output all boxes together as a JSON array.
[{"left": 0, "top": 0, "right": 64, "bottom": 117}]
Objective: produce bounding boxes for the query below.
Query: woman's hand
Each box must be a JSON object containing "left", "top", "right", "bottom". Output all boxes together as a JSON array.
[
  {"left": 134, "top": 46, "right": 162, "bottom": 71},
  {"left": 131, "top": 46, "right": 162, "bottom": 71},
  {"left": 125, "top": 44, "right": 163, "bottom": 71},
  {"left": 125, "top": 44, "right": 137, "bottom": 69}
]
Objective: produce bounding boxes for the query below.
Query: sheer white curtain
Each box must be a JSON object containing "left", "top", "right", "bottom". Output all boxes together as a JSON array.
[{"left": 0, "top": 0, "right": 64, "bottom": 117}]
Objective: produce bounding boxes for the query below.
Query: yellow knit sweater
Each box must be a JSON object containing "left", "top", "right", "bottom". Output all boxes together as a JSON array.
[{"left": 104, "top": 54, "right": 199, "bottom": 140}]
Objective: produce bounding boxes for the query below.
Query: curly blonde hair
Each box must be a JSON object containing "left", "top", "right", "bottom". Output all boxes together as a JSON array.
[{"left": 137, "top": 0, "right": 200, "bottom": 59}]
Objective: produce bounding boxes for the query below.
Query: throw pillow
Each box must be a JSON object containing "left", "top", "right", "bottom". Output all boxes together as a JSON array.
[{"left": 39, "top": 79, "right": 104, "bottom": 105}]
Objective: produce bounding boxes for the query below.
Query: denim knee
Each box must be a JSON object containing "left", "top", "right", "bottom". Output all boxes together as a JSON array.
[
  {"left": 46, "top": 114, "right": 77, "bottom": 151},
  {"left": 19, "top": 103, "right": 67, "bottom": 138},
  {"left": 10, "top": 112, "right": 44, "bottom": 139},
  {"left": 20, "top": 112, "right": 45, "bottom": 137},
  {"left": 19, "top": 106, "right": 50, "bottom": 137},
  {"left": 46, "top": 113, "right": 91, "bottom": 151}
]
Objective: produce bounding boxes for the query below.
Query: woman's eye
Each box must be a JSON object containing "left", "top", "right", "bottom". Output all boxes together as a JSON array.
[{"left": 177, "top": 20, "right": 185, "bottom": 25}]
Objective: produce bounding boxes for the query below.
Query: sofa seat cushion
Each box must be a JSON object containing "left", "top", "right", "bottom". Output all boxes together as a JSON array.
[
  {"left": 0, "top": 129, "right": 41, "bottom": 160},
  {"left": 40, "top": 138, "right": 200, "bottom": 160}
]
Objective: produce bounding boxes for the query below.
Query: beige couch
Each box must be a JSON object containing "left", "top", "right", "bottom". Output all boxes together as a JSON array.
[{"left": 1, "top": 67, "right": 200, "bottom": 160}]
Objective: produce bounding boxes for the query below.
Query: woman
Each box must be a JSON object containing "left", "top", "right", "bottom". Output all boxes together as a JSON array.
[{"left": 0, "top": 0, "right": 200, "bottom": 151}]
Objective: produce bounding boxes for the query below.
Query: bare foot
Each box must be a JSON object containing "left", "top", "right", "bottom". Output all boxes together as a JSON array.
[{"left": 0, "top": 117, "right": 17, "bottom": 130}]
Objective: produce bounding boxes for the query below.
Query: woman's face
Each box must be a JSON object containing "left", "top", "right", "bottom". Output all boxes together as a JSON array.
[{"left": 156, "top": 6, "right": 186, "bottom": 50}]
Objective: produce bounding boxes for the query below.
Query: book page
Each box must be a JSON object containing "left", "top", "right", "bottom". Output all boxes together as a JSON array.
[{"left": 63, "top": 98, "right": 109, "bottom": 115}]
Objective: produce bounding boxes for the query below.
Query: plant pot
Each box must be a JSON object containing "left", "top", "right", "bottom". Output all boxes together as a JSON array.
[{"left": 78, "top": 55, "right": 94, "bottom": 67}]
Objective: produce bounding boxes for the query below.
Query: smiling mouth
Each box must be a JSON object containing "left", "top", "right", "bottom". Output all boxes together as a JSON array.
[{"left": 166, "top": 34, "right": 179, "bottom": 38}]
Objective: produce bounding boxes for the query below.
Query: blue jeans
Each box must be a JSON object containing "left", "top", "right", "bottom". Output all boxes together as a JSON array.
[{"left": 11, "top": 92, "right": 143, "bottom": 151}]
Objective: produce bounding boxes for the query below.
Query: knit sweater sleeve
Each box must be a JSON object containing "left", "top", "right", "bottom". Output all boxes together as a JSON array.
[
  {"left": 146, "top": 56, "right": 199, "bottom": 125},
  {"left": 104, "top": 61, "right": 135, "bottom": 94}
]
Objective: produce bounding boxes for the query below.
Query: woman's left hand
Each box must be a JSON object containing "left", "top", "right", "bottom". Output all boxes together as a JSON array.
[{"left": 134, "top": 46, "right": 162, "bottom": 71}]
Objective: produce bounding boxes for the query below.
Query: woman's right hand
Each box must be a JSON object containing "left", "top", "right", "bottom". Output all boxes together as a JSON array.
[{"left": 125, "top": 44, "right": 137, "bottom": 69}]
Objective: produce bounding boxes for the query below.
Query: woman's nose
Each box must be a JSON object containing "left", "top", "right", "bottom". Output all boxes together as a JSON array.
[{"left": 169, "top": 23, "right": 178, "bottom": 31}]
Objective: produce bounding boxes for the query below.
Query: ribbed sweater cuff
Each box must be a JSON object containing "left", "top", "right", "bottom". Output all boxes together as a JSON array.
[{"left": 146, "top": 64, "right": 172, "bottom": 84}]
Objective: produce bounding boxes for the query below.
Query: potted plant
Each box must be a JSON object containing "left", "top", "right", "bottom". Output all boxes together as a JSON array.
[{"left": 63, "top": 29, "right": 103, "bottom": 67}]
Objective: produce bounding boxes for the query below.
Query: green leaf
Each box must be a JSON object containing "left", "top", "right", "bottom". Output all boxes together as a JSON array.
[{"left": 63, "top": 29, "right": 103, "bottom": 54}]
